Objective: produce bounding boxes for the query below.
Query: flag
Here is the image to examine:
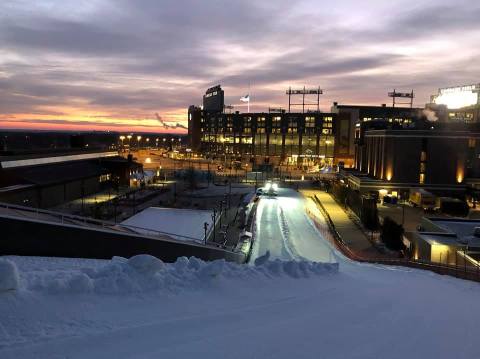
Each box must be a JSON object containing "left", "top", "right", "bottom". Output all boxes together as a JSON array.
[{"left": 240, "top": 94, "right": 250, "bottom": 102}]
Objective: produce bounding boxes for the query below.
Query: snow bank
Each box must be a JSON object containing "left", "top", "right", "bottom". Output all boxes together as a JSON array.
[
  {"left": 0, "top": 258, "right": 19, "bottom": 292},
  {"left": 7, "top": 255, "right": 338, "bottom": 295}
]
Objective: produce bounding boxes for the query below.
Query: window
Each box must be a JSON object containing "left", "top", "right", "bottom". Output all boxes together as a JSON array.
[
  {"left": 469, "top": 138, "right": 476, "bottom": 148},
  {"left": 420, "top": 151, "right": 427, "bottom": 161},
  {"left": 305, "top": 116, "right": 315, "bottom": 128},
  {"left": 99, "top": 174, "right": 111, "bottom": 183}
]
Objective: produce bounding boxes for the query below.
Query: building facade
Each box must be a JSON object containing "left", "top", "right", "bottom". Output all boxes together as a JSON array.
[
  {"left": 198, "top": 111, "right": 338, "bottom": 166},
  {"left": 347, "top": 119, "right": 480, "bottom": 196},
  {"left": 188, "top": 86, "right": 351, "bottom": 167}
]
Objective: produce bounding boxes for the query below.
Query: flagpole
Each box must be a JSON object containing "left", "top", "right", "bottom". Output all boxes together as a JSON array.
[{"left": 248, "top": 83, "right": 251, "bottom": 113}]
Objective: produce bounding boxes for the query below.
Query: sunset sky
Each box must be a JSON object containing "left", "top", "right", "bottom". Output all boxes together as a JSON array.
[{"left": 1, "top": 0, "right": 479, "bottom": 133}]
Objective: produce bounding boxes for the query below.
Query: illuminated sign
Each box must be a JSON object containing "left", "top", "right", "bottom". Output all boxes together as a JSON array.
[{"left": 432, "top": 84, "right": 480, "bottom": 109}]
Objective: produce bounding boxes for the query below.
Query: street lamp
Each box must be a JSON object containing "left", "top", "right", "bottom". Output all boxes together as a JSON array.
[
  {"left": 325, "top": 139, "right": 332, "bottom": 167},
  {"left": 119, "top": 135, "right": 125, "bottom": 150},
  {"left": 137, "top": 135, "right": 142, "bottom": 149}
]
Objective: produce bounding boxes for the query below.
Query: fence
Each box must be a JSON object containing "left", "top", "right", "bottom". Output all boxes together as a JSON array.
[{"left": 311, "top": 195, "right": 480, "bottom": 283}]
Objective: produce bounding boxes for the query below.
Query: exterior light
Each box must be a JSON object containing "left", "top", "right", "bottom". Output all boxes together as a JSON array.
[
  {"left": 137, "top": 135, "right": 142, "bottom": 141},
  {"left": 119, "top": 135, "right": 125, "bottom": 141},
  {"left": 127, "top": 135, "right": 132, "bottom": 140},
  {"left": 457, "top": 170, "right": 464, "bottom": 183}
]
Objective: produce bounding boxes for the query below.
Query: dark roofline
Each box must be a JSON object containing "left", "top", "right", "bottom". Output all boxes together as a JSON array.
[
  {"left": 334, "top": 104, "right": 423, "bottom": 111},
  {"left": 0, "top": 148, "right": 117, "bottom": 162}
]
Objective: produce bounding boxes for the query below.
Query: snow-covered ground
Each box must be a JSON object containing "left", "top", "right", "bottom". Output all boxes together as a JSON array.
[
  {"left": 121, "top": 207, "right": 212, "bottom": 241},
  {"left": 251, "top": 188, "right": 336, "bottom": 263},
  {"left": 1, "top": 187, "right": 479, "bottom": 358}
]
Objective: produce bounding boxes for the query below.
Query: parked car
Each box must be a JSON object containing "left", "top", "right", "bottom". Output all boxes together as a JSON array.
[
  {"left": 435, "top": 197, "right": 469, "bottom": 217},
  {"left": 383, "top": 194, "right": 398, "bottom": 204}
]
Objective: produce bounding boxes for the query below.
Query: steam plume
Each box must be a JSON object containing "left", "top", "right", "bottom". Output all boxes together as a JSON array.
[{"left": 155, "top": 113, "right": 188, "bottom": 130}]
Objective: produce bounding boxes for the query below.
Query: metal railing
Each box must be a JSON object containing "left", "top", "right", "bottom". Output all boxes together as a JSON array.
[
  {"left": 311, "top": 195, "right": 480, "bottom": 283},
  {"left": 0, "top": 201, "right": 204, "bottom": 244}
]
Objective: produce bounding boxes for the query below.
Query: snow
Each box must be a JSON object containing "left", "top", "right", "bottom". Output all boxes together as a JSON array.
[
  {"left": 1, "top": 188, "right": 480, "bottom": 358},
  {"left": 0, "top": 259, "right": 19, "bottom": 292},
  {"left": 121, "top": 207, "right": 213, "bottom": 241},
  {"left": 251, "top": 188, "right": 336, "bottom": 263},
  {"left": 0, "top": 254, "right": 479, "bottom": 358}
]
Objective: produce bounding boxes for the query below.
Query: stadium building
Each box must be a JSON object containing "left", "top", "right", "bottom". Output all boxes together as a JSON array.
[
  {"left": 188, "top": 85, "right": 346, "bottom": 168},
  {"left": 429, "top": 84, "right": 480, "bottom": 123}
]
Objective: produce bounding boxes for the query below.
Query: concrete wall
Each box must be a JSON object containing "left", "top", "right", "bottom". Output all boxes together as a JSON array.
[{"left": 0, "top": 215, "right": 246, "bottom": 264}]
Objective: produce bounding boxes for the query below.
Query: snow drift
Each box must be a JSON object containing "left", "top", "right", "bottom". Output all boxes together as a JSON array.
[{"left": 9, "top": 255, "right": 338, "bottom": 296}]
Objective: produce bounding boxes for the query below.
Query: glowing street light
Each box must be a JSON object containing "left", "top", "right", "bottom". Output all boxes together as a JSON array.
[{"left": 324, "top": 139, "right": 332, "bottom": 164}]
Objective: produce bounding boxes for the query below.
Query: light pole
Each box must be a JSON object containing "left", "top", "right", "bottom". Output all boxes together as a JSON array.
[
  {"left": 325, "top": 139, "right": 332, "bottom": 167},
  {"left": 119, "top": 135, "right": 125, "bottom": 151},
  {"left": 137, "top": 135, "right": 142, "bottom": 150},
  {"left": 127, "top": 135, "right": 132, "bottom": 151},
  {"left": 211, "top": 209, "right": 217, "bottom": 243},
  {"left": 146, "top": 137, "right": 150, "bottom": 148}
]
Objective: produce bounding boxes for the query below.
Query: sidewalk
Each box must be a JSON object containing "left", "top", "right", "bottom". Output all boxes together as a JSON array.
[{"left": 301, "top": 189, "right": 384, "bottom": 258}]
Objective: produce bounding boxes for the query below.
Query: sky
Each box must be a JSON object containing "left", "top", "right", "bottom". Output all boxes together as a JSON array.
[{"left": 0, "top": 0, "right": 479, "bottom": 134}]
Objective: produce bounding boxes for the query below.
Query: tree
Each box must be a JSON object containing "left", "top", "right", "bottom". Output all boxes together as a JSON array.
[{"left": 380, "top": 216, "right": 406, "bottom": 251}]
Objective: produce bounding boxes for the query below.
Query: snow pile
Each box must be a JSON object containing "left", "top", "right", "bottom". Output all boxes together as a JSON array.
[
  {"left": 0, "top": 258, "right": 19, "bottom": 292},
  {"left": 9, "top": 255, "right": 338, "bottom": 295}
]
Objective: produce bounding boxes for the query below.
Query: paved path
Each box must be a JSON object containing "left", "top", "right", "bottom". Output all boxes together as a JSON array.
[{"left": 301, "top": 189, "right": 383, "bottom": 257}]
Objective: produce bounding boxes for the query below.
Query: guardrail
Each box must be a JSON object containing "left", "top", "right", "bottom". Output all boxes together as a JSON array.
[{"left": 311, "top": 195, "right": 480, "bottom": 283}]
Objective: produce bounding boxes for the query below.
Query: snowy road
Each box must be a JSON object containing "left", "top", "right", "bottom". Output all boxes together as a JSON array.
[{"left": 250, "top": 188, "right": 336, "bottom": 263}]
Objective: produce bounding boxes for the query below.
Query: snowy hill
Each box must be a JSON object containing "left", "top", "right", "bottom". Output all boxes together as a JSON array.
[{"left": 0, "top": 254, "right": 479, "bottom": 359}]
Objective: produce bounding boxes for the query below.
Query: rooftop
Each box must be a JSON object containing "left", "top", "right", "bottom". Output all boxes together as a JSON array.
[{"left": 421, "top": 218, "right": 480, "bottom": 248}]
